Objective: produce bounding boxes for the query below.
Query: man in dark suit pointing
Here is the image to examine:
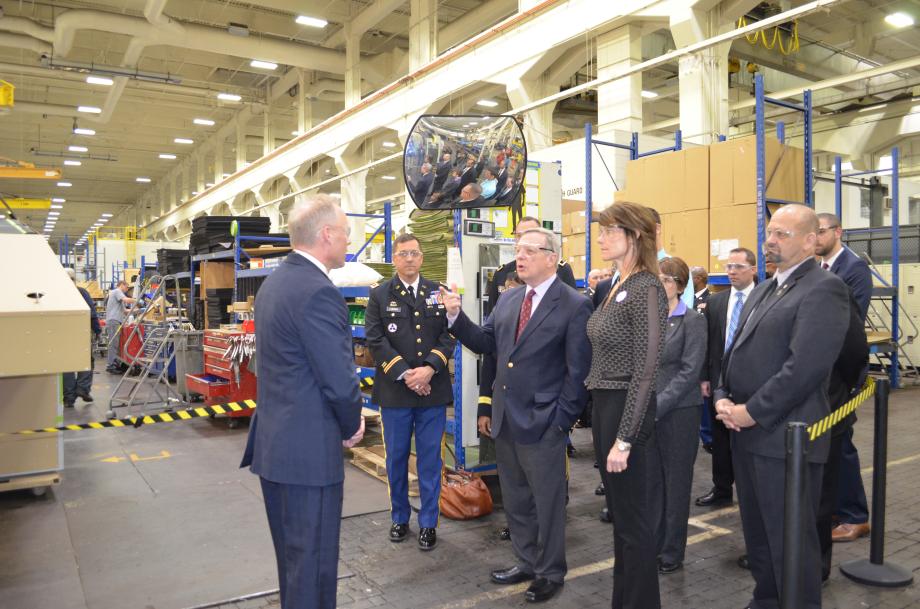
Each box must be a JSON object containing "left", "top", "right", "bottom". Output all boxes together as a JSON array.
[
  {"left": 441, "top": 227, "right": 592, "bottom": 604},
  {"left": 716, "top": 204, "right": 849, "bottom": 609},
  {"left": 241, "top": 194, "right": 365, "bottom": 609}
]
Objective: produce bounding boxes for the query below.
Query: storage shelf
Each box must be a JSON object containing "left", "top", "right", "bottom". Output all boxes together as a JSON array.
[
  {"left": 237, "top": 267, "right": 275, "bottom": 278},
  {"left": 191, "top": 250, "right": 235, "bottom": 262},
  {"left": 351, "top": 325, "right": 365, "bottom": 338}
]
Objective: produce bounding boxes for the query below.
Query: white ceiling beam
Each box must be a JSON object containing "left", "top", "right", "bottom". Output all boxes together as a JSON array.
[{"left": 325, "top": 0, "right": 409, "bottom": 49}]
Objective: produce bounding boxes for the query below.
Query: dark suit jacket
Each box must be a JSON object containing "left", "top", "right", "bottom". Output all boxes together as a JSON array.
[
  {"left": 432, "top": 160, "right": 451, "bottom": 191},
  {"left": 241, "top": 253, "right": 363, "bottom": 486},
  {"left": 411, "top": 171, "right": 434, "bottom": 204},
  {"left": 592, "top": 277, "right": 612, "bottom": 309},
  {"left": 716, "top": 258, "right": 849, "bottom": 463},
  {"left": 454, "top": 278, "right": 592, "bottom": 444},
  {"left": 656, "top": 305, "right": 707, "bottom": 420},
  {"left": 828, "top": 291, "right": 869, "bottom": 437},
  {"left": 458, "top": 166, "right": 477, "bottom": 189},
  {"left": 829, "top": 246, "right": 872, "bottom": 321},
  {"left": 702, "top": 289, "right": 729, "bottom": 385},
  {"left": 694, "top": 288, "right": 710, "bottom": 312}
]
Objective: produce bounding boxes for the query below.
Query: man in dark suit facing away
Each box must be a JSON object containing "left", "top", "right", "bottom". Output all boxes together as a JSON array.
[
  {"left": 241, "top": 194, "right": 365, "bottom": 609},
  {"left": 716, "top": 204, "right": 849, "bottom": 609},
  {"left": 441, "top": 227, "right": 592, "bottom": 604},
  {"left": 815, "top": 212, "right": 873, "bottom": 544}
]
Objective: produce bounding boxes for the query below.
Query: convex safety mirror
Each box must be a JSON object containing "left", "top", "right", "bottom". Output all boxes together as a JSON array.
[{"left": 403, "top": 115, "right": 527, "bottom": 210}]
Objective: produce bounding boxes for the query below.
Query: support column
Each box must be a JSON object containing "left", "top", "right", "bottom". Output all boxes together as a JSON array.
[
  {"left": 196, "top": 152, "right": 207, "bottom": 193},
  {"left": 297, "top": 70, "right": 314, "bottom": 133},
  {"left": 213, "top": 141, "right": 224, "bottom": 185},
  {"left": 333, "top": 153, "right": 368, "bottom": 255},
  {"left": 671, "top": 8, "right": 730, "bottom": 144},
  {"left": 263, "top": 106, "right": 273, "bottom": 156},
  {"left": 236, "top": 119, "right": 247, "bottom": 171},
  {"left": 506, "top": 78, "right": 555, "bottom": 152},
  {"left": 596, "top": 24, "right": 643, "bottom": 136},
  {"left": 409, "top": 0, "right": 437, "bottom": 72},
  {"left": 344, "top": 25, "right": 362, "bottom": 108}
]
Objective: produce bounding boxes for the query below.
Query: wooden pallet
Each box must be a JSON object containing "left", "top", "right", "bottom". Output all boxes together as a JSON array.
[{"left": 350, "top": 444, "right": 418, "bottom": 496}]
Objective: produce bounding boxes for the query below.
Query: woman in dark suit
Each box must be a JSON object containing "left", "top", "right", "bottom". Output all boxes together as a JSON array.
[
  {"left": 585, "top": 201, "right": 668, "bottom": 609},
  {"left": 652, "top": 256, "right": 707, "bottom": 575}
]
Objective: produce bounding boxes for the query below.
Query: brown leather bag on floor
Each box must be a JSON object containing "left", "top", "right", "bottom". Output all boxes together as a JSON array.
[{"left": 439, "top": 468, "right": 493, "bottom": 520}]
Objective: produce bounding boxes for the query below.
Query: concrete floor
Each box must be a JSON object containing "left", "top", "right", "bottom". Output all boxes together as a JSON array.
[{"left": 1, "top": 365, "right": 919, "bottom": 609}]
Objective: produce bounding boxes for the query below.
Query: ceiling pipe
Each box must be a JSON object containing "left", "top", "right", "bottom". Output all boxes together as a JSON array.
[{"left": 0, "top": 32, "right": 51, "bottom": 55}]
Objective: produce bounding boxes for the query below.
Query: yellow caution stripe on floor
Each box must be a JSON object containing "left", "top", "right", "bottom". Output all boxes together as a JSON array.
[
  {"left": 4, "top": 400, "right": 257, "bottom": 436},
  {"left": 807, "top": 378, "right": 876, "bottom": 442}
]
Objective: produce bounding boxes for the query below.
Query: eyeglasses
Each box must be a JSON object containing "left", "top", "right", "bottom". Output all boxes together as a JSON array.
[
  {"left": 514, "top": 244, "right": 554, "bottom": 257},
  {"left": 817, "top": 226, "right": 839, "bottom": 235},
  {"left": 658, "top": 274, "right": 679, "bottom": 285},
  {"left": 598, "top": 225, "right": 626, "bottom": 237},
  {"left": 395, "top": 250, "right": 422, "bottom": 259},
  {"left": 765, "top": 228, "right": 795, "bottom": 240},
  {"left": 725, "top": 263, "right": 752, "bottom": 271}
]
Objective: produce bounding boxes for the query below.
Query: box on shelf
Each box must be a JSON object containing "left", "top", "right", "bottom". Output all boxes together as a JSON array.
[
  {"left": 708, "top": 204, "right": 759, "bottom": 273},
  {"left": 562, "top": 211, "right": 586, "bottom": 235},
  {"left": 660, "top": 210, "right": 710, "bottom": 269},
  {"left": 622, "top": 147, "right": 709, "bottom": 215},
  {"left": 197, "top": 261, "right": 235, "bottom": 300},
  {"left": 710, "top": 135, "right": 805, "bottom": 208},
  {"left": 561, "top": 223, "right": 601, "bottom": 262}
]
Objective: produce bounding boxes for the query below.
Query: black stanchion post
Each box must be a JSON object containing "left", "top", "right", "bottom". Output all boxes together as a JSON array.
[
  {"left": 840, "top": 378, "right": 914, "bottom": 587},
  {"left": 780, "top": 422, "right": 807, "bottom": 609}
]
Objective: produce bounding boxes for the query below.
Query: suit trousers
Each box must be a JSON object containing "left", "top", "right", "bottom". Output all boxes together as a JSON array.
[
  {"left": 592, "top": 389, "right": 661, "bottom": 609},
  {"left": 259, "top": 478, "right": 343, "bottom": 609},
  {"left": 708, "top": 399, "right": 735, "bottom": 497},
  {"left": 818, "top": 431, "right": 845, "bottom": 580},
  {"left": 494, "top": 422, "right": 568, "bottom": 583},
  {"left": 380, "top": 405, "right": 446, "bottom": 528},
  {"left": 699, "top": 399, "right": 712, "bottom": 444},
  {"left": 651, "top": 405, "right": 701, "bottom": 564},
  {"left": 835, "top": 426, "right": 869, "bottom": 524},
  {"left": 733, "top": 447, "right": 823, "bottom": 609}
]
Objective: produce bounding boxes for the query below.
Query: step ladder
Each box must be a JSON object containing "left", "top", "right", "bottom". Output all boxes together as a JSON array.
[{"left": 861, "top": 254, "right": 920, "bottom": 387}]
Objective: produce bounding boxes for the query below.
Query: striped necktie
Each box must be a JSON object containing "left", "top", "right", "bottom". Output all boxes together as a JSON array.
[{"left": 725, "top": 291, "right": 745, "bottom": 350}]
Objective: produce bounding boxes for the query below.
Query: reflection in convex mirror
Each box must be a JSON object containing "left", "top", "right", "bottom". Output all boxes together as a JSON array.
[{"left": 403, "top": 115, "right": 527, "bottom": 210}]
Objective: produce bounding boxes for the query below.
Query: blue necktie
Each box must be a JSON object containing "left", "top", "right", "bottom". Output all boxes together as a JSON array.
[{"left": 725, "top": 292, "right": 745, "bottom": 350}]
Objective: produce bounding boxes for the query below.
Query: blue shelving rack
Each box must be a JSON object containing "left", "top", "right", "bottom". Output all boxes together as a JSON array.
[
  {"left": 835, "top": 148, "right": 902, "bottom": 388},
  {"left": 752, "top": 72, "right": 813, "bottom": 280}
]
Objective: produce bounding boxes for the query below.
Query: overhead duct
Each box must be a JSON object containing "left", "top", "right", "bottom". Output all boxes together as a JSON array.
[{"left": 0, "top": 32, "right": 51, "bottom": 55}]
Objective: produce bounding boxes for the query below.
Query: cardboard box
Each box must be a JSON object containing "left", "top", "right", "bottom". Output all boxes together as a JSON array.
[
  {"left": 625, "top": 159, "right": 647, "bottom": 204},
  {"left": 562, "top": 233, "right": 587, "bottom": 258},
  {"left": 710, "top": 135, "right": 805, "bottom": 208},
  {"left": 198, "top": 261, "right": 235, "bottom": 300},
  {"left": 623, "top": 148, "right": 709, "bottom": 215},
  {"left": 566, "top": 255, "right": 586, "bottom": 280},
  {"left": 562, "top": 199, "right": 585, "bottom": 215},
  {"left": 562, "top": 210, "right": 586, "bottom": 235},
  {"left": 683, "top": 147, "right": 709, "bottom": 212},
  {"left": 660, "top": 210, "right": 709, "bottom": 268},
  {"left": 709, "top": 204, "right": 759, "bottom": 273}
]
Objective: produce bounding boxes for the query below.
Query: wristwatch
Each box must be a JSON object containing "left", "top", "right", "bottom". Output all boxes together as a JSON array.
[{"left": 616, "top": 440, "right": 632, "bottom": 452}]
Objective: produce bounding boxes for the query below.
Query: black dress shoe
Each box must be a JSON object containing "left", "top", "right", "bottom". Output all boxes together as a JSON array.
[
  {"left": 389, "top": 523, "right": 409, "bottom": 543},
  {"left": 64, "top": 401, "right": 75, "bottom": 409},
  {"left": 490, "top": 565, "right": 534, "bottom": 585},
  {"left": 566, "top": 444, "right": 576, "bottom": 457},
  {"left": 77, "top": 391, "right": 94, "bottom": 403},
  {"left": 695, "top": 490, "right": 732, "bottom": 507},
  {"left": 594, "top": 483, "right": 606, "bottom": 496},
  {"left": 599, "top": 508, "right": 611, "bottom": 523},
  {"left": 498, "top": 527, "right": 511, "bottom": 541},
  {"left": 525, "top": 578, "right": 563, "bottom": 603},
  {"left": 418, "top": 527, "right": 437, "bottom": 551},
  {"left": 737, "top": 554, "right": 750, "bottom": 570},
  {"left": 702, "top": 442, "right": 713, "bottom": 454},
  {"left": 593, "top": 460, "right": 599, "bottom": 469},
  {"left": 658, "top": 561, "right": 683, "bottom": 574}
]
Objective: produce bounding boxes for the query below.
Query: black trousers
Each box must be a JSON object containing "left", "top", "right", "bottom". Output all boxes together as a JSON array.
[
  {"left": 733, "top": 447, "right": 823, "bottom": 609},
  {"left": 708, "top": 399, "right": 734, "bottom": 496},
  {"left": 818, "top": 431, "right": 845, "bottom": 580},
  {"left": 592, "top": 389, "right": 661, "bottom": 609}
]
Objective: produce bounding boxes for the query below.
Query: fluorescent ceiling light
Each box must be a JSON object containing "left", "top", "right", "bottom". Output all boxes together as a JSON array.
[
  {"left": 86, "top": 76, "right": 114, "bottom": 86},
  {"left": 64, "top": 160, "right": 82, "bottom": 166},
  {"left": 296, "top": 15, "right": 327, "bottom": 27},
  {"left": 884, "top": 12, "right": 914, "bottom": 28},
  {"left": 174, "top": 138, "right": 194, "bottom": 144},
  {"left": 44, "top": 228, "right": 53, "bottom": 233},
  {"left": 222, "top": 173, "right": 230, "bottom": 179},
  {"left": 68, "top": 145, "right": 88, "bottom": 152},
  {"left": 291, "top": 130, "right": 303, "bottom": 137},
  {"left": 839, "top": 161, "right": 854, "bottom": 172},
  {"left": 159, "top": 153, "right": 177, "bottom": 159},
  {"left": 206, "top": 182, "right": 214, "bottom": 187},
  {"left": 217, "top": 93, "right": 241, "bottom": 102},
  {"left": 48, "top": 212, "right": 60, "bottom": 216},
  {"left": 381, "top": 175, "right": 397, "bottom": 180},
  {"left": 57, "top": 181, "right": 72, "bottom": 187},
  {"left": 878, "top": 155, "right": 893, "bottom": 170},
  {"left": 51, "top": 204, "right": 64, "bottom": 209},
  {"left": 193, "top": 118, "right": 215, "bottom": 126},
  {"left": 382, "top": 141, "right": 397, "bottom": 148},
  {"left": 97, "top": 218, "right": 108, "bottom": 223},
  {"left": 101, "top": 213, "right": 113, "bottom": 218},
  {"left": 73, "top": 127, "right": 95, "bottom": 136},
  {"left": 51, "top": 197, "right": 65, "bottom": 203},
  {"left": 250, "top": 60, "right": 278, "bottom": 70},
  {"left": 77, "top": 105, "right": 102, "bottom": 114},
  {"left": 476, "top": 99, "right": 499, "bottom": 107},
  {"left": 191, "top": 191, "right": 199, "bottom": 196},
  {"left": 641, "top": 90, "right": 659, "bottom": 99},
  {"left": 136, "top": 177, "right": 151, "bottom": 183}
]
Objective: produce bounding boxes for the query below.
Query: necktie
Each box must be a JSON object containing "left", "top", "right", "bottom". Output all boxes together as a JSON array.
[
  {"left": 407, "top": 285, "right": 416, "bottom": 301},
  {"left": 725, "top": 291, "right": 745, "bottom": 350},
  {"left": 516, "top": 289, "right": 536, "bottom": 341},
  {"left": 822, "top": 262, "right": 829, "bottom": 270}
]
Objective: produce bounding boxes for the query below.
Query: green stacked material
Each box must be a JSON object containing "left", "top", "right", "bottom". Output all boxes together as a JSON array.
[
  {"left": 348, "top": 304, "right": 366, "bottom": 325},
  {"left": 408, "top": 209, "right": 454, "bottom": 283}
]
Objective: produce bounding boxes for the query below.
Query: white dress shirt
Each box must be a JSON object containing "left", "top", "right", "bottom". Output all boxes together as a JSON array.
[
  {"left": 447, "top": 274, "right": 558, "bottom": 326},
  {"left": 724, "top": 282, "right": 755, "bottom": 340},
  {"left": 294, "top": 249, "right": 329, "bottom": 277},
  {"left": 821, "top": 246, "right": 845, "bottom": 271},
  {"left": 773, "top": 257, "right": 810, "bottom": 289}
]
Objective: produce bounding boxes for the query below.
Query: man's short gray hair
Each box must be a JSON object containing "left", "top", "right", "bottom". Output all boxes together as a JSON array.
[
  {"left": 520, "top": 227, "right": 560, "bottom": 258},
  {"left": 288, "top": 194, "right": 343, "bottom": 248}
]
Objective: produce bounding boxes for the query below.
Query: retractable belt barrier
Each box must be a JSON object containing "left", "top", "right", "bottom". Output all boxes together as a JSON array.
[
  {"left": 806, "top": 377, "right": 875, "bottom": 441},
  {"left": 2, "top": 376, "right": 376, "bottom": 437}
]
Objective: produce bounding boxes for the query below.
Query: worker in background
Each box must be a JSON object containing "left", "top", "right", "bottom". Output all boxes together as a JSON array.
[
  {"left": 365, "top": 233, "right": 455, "bottom": 551},
  {"left": 104, "top": 279, "right": 135, "bottom": 373},
  {"left": 815, "top": 212, "right": 873, "bottom": 544},
  {"left": 585, "top": 268, "right": 603, "bottom": 299},
  {"left": 63, "top": 268, "right": 100, "bottom": 407},
  {"left": 691, "top": 266, "right": 709, "bottom": 312}
]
